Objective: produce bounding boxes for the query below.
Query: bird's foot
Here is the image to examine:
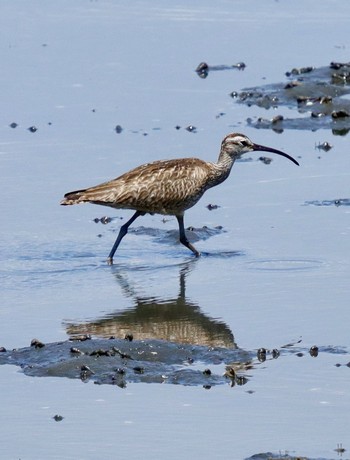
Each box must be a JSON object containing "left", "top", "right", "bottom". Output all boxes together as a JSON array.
[{"left": 107, "top": 257, "right": 114, "bottom": 265}]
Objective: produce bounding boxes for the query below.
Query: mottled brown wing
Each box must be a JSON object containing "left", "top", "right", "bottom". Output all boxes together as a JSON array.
[{"left": 61, "top": 158, "right": 212, "bottom": 215}]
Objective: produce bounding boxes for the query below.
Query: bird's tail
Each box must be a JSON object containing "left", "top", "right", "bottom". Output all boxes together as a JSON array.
[{"left": 60, "top": 189, "right": 89, "bottom": 205}]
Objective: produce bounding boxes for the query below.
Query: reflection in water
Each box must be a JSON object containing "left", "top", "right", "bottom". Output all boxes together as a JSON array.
[{"left": 65, "top": 260, "right": 236, "bottom": 349}]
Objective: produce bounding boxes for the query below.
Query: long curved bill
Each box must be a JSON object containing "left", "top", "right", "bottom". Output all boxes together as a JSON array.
[{"left": 252, "top": 143, "right": 299, "bottom": 166}]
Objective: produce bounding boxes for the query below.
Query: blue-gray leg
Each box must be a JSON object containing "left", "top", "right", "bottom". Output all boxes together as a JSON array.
[
  {"left": 107, "top": 211, "right": 144, "bottom": 264},
  {"left": 176, "top": 215, "right": 200, "bottom": 257}
]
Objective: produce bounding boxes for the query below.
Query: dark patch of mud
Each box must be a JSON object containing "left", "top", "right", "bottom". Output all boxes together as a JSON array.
[
  {"left": 233, "top": 62, "right": 350, "bottom": 134},
  {"left": 245, "top": 451, "right": 344, "bottom": 460},
  {"left": 303, "top": 198, "right": 350, "bottom": 207},
  {"left": 0, "top": 338, "right": 252, "bottom": 388},
  {"left": 195, "top": 61, "right": 246, "bottom": 78},
  {"left": 0, "top": 339, "right": 347, "bottom": 389}
]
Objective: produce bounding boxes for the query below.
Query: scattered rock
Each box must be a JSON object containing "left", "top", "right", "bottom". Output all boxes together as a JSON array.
[
  {"left": 285, "top": 66, "right": 314, "bottom": 76},
  {"left": 30, "top": 338, "right": 45, "bottom": 349},
  {"left": 259, "top": 156, "right": 272, "bottom": 165},
  {"left": 315, "top": 141, "right": 332, "bottom": 151},
  {"left": 93, "top": 216, "right": 112, "bottom": 224},
  {"left": 234, "top": 62, "right": 350, "bottom": 133},
  {"left": 257, "top": 348, "right": 267, "bottom": 362},
  {"left": 69, "top": 334, "right": 91, "bottom": 342},
  {"left": 331, "top": 109, "right": 349, "bottom": 118},
  {"left": 206, "top": 203, "right": 220, "bottom": 210},
  {"left": 309, "top": 345, "right": 319, "bottom": 357},
  {"left": 195, "top": 61, "right": 246, "bottom": 78}
]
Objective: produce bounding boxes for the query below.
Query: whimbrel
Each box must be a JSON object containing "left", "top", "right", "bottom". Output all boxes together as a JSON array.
[{"left": 61, "top": 133, "right": 299, "bottom": 264}]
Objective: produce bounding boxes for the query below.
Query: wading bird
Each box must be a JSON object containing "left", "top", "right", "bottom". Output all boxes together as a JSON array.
[{"left": 61, "top": 133, "right": 299, "bottom": 264}]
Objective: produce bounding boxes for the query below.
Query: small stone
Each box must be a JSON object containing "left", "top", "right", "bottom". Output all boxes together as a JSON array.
[
  {"left": 69, "top": 334, "right": 91, "bottom": 342},
  {"left": 233, "top": 62, "right": 246, "bottom": 70},
  {"left": 272, "top": 115, "right": 284, "bottom": 123},
  {"left": 309, "top": 345, "right": 319, "bottom": 357},
  {"left": 100, "top": 216, "right": 112, "bottom": 224},
  {"left": 30, "top": 338, "right": 45, "bottom": 348},
  {"left": 332, "top": 110, "right": 349, "bottom": 119},
  {"left": 311, "top": 112, "right": 326, "bottom": 118},
  {"left": 316, "top": 141, "right": 332, "bottom": 152},
  {"left": 206, "top": 203, "right": 220, "bottom": 210},
  {"left": 272, "top": 349, "right": 280, "bottom": 359},
  {"left": 133, "top": 366, "right": 144, "bottom": 374},
  {"left": 195, "top": 62, "right": 209, "bottom": 73},
  {"left": 236, "top": 376, "right": 248, "bottom": 386},
  {"left": 80, "top": 365, "right": 94, "bottom": 374},
  {"left": 115, "top": 368, "right": 125, "bottom": 375},
  {"left": 70, "top": 347, "right": 82, "bottom": 354},
  {"left": 284, "top": 81, "right": 301, "bottom": 89},
  {"left": 195, "top": 62, "right": 209, "bottom": 78},
  {"left": 257, "top": 348, "right": 266, "bottom": 362},
  {"left": 259, "top": 156, "right": 272, "bottom": 165}
]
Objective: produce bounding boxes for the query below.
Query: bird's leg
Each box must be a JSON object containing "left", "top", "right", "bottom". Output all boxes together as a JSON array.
[
  {"left": 176, "top": 215, "right": 201, "bottom": 257},
  {"left": 107, "top": 211, "right": 144, "bottom": 265}
]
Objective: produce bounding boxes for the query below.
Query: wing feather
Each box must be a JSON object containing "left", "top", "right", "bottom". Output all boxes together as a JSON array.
[{"left": 61, "top": 158, "right": 212, "bottom": 214}]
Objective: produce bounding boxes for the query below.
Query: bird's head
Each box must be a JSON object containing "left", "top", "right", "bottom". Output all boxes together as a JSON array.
[{"left": 221, "top": 133, "right": 299, "bottom": 166}]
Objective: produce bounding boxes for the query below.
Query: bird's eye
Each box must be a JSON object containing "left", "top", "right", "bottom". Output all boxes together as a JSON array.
[{"left": 240, "top": 140, "right": 249, "bottom": 147}]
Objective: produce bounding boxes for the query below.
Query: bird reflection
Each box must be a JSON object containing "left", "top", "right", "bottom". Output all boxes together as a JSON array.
[{"left": 65, "top": 260, "right": 236, "bottom": 348}]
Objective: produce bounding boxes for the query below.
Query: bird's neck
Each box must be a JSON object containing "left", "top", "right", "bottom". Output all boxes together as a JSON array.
[
  {"left": 218, "top": 148, "right": 236, "bottom": 169},
  {"left": 208, "top": 149, "right": 236, "bottom": 186}
]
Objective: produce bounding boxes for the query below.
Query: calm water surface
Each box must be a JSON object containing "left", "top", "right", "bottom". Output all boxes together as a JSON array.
[{"left": 1, "top": 1, "right": 349, "bottom": 459}]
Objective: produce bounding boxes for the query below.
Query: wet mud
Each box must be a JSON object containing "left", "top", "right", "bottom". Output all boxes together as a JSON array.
[
  {"left": 0, "top": 337, "right": 250, "bottom": 388},
  {"left": 232, "top": 62, "right": 350, "bottom": 134},
  {"left": 245, "top": 452, "right": 345, "bottom": 460},
  {"left": 0, "top": 338, "right": 347, "bottom": 389},
  {"left": 303, "top": 198, "right": 350, "bottom": 207},
  {"left": 195, "top": 61, "right": 246, "bottom": 78}
]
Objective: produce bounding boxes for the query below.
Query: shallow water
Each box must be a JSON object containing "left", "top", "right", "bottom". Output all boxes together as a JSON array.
[{"left": 1, "top": 1, "right": 350, "bottom": 459}]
